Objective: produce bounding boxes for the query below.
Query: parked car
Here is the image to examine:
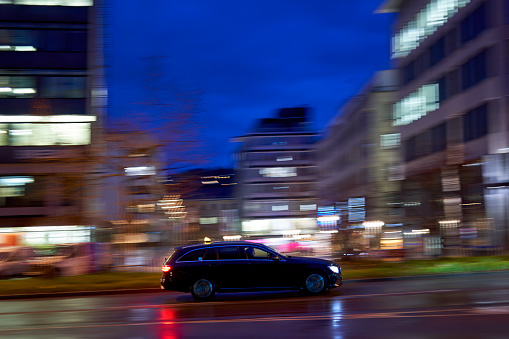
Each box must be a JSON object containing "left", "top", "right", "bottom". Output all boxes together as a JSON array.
[
  {"left": 0, "top": 246, "right": 35, "bottom": 278},
  {"left": 160, "top": 241, "right": 342, "bottom": 301},
  {"left": 28, "top": 242, "right": 112, "bottom": 277}
]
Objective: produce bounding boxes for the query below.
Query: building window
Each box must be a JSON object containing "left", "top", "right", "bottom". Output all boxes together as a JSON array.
[
  {"left": 431, "top": 123, "right": 447, "bottom": 153},
  {"left": 0, "top": 0, "right": 92, "bottom": 6},
  {"left": 0, "top": 29, "right": 87, "bottom": 52},
  {"left": 464, "top": 104, "right": 488, "bottom": 142},
  {"left": 40, "top": 77, "right": 86, "bottom": 98},
  {"left": 0, "top": 124, "right": 7, "bottom": 146},
  {"left": 430, "top": 37, "right": 445, "bottom": 66},
  {"left": 462, "top": 50, "right": 487, "bottom": 90},
  {"left": 381, "top": 133, "right": 401, "bottom": 149},
  {"left": 446, "top": 27, "right": 459, "bottom": 55},
  {"left": 403, "top": 61, "right": 415, "bottom": 85},
  {"left": 438, "top": 76, "right": 447, "bottom": 102},
  {"left": 392, "top": 0, "right": 471, "bottom": 58},
  {"left": 393, "top": 83, "right": 439, "bottom": 126},
  {"left": 461, "top": 2, "right": 487, "bottom": 45},
  {"left": 0, "top": 76, "right": 36, "bottom": 98},
  {"left": 259, "top": 167, "right": 297, "bottom": 177},
  {"left": 9, "top": 123, "right": 91, "bottom": 146},
  {"left": 448, "top": 69, "right": 461, "bottom": 97},
  {"left": 405, "top": 136, "right": 416, "bottom": 162}
]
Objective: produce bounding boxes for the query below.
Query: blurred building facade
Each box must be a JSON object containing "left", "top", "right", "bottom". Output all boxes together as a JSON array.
[
  {"left": 0, "top": 0, "right": 105, "bottom": 246},
  {"left": 381, "top": 0, "right": 509, "bottom": 253},
  {"left": 98, "top": 130, "right": 166, "bottom": 247},
  {"left": 233, "top": 107, "right": 319, "bottom": 239},
  {"left": 166, "top": 169, "right": 238, "bottom": 245},
  {"left": 318, "top": 70, "right": 402, "bottom": 253}
]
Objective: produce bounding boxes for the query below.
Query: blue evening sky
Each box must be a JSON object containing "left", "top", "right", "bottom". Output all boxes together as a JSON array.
[{"left": 106, "top": 1, "right": 395, "bottom": 169}]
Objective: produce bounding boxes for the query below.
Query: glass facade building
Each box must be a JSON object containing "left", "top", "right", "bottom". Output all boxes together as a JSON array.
[{"left": 0, "top": 1, "right": 105, "bottom": 245}]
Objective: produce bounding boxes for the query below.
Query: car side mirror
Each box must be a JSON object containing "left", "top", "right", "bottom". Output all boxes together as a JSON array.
[{"left": 269, "top": 254, "right": 280, "bottom": 261}]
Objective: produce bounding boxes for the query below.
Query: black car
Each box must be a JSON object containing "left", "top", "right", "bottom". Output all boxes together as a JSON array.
[{"left": 160, "top": 241, "right": 342, "bottom": 301}]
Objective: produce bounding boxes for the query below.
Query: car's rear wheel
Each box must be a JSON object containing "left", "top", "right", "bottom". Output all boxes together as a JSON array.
[
  {"left": 303, "top": 272, "right": 327, "bottom": 295},
  {"left": 191, "top": 278, "right": 215, "bottom": 301}
]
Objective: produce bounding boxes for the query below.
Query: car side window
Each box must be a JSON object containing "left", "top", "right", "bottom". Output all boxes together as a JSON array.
[
  {"left": 179, "top": 248, "right": 207, "bottom": 262},
  {"left": 217, "top": 246, "right": 241, "bottom": 260},
  {"left": 202, "top": 248, "right": 217, "bottom": 260},
  {"left": 243, "top": 246, "right": 273, "bottom": 260}
]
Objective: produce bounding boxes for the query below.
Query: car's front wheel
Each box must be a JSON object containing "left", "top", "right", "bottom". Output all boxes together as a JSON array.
[
  {"left": 191, "top": 278, "right": 216, "bottom": 301},
  {"left": 303, "top": 272, "right": 327, "bottom": 295}
]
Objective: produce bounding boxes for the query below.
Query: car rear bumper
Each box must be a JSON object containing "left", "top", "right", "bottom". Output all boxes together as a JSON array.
[{"left": 160, "top": 273, "right": 189, "bottom": 292}]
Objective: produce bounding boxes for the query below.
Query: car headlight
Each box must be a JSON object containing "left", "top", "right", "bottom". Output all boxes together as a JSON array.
[{"left": 329, "top": 265, "right": 340, "bottom": 274}]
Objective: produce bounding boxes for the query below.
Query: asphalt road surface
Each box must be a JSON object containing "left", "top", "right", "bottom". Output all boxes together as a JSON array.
[{"left": 1, "top": 271, "right": 509, "bottom": 338}]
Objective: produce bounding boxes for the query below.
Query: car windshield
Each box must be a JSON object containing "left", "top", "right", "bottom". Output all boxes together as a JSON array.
[{"left": 261, "top": 245, "right": 287, "bottom": 259}]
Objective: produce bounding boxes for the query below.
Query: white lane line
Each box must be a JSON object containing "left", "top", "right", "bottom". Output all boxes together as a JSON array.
[{"left": 339, "top": 289, "right": 456, "bottom": 299}]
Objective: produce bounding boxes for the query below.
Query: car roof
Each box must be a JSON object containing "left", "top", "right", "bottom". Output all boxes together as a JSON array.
[{"left": 175, "top": 241, "right": 268, "bottom": 252}]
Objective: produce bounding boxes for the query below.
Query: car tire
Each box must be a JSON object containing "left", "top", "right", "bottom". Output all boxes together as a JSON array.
[
  {"left": 191, "top": 278, "right": 216, "bottom": 301},
  {"left": 303, "top": 271, "right": 327, "bottom": 295}
]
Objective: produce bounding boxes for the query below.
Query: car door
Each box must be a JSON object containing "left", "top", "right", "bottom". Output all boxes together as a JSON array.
[
  {"left": 242, "top": 246, "right": 293, "bottom": 289},
  {"left": 210, "top": 246, "right": 250, "bottom": 290},
  {"left": 175, "top": 248, "right": 215, "bottom": 284}
]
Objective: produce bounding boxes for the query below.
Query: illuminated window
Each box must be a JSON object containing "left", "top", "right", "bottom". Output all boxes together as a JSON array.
[
  {"left": 381, "top": 133, "right": 401, "bottom": 149},
  {"left": 199, "top": 217, "right": 218, "bottom": 225},
  {"left": 392, "top": 0, "right": 471, "bottom": 58},
  {"left": 0, "top": 176, "right": 34, "bottom": 198},
  {"left": 259, "top": 167, "right": 297, "bottom": 177},
  {"left": 9, "top": 123, "right": 91, "bottom": 146},
  {"left": 393, "top": 84, "right": 439, "bottom": 126},
  {"left": 272, "top": 205, "right": 288, "bottom": 211},
  {"left": 0, "top": 124, "right": 7, "bottom": 146},
  {"left": 0, "top": 76, "right": 36, "bottom": 98},
  {"left": 125, "top": 166, "right": 156, "bottom": 176},
  {"left": 348, "top": 197, "right": 366, "bottom": 223},
  {"left": 0, "top": 0, "right": 92, "bottom": 5}
]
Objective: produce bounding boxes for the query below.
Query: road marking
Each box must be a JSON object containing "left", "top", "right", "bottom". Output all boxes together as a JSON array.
[
  {"left": 0, "top": 288, "right": 458, "bottom": 316},
  {"left": 1, "top": 306, "right": 509, "bottom": 333}
]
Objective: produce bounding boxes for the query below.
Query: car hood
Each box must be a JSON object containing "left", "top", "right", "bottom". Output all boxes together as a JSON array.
[{"left": 285, "top": 256, "right": 337, "bottom": 266}]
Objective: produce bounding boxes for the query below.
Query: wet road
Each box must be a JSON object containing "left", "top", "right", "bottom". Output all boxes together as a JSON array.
[{"left": 1, "top": 271, "right": 509, "bottom": 338}]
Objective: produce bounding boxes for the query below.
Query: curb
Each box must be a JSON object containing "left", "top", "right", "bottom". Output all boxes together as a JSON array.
[
  {"left": 345, "top": 270, "right": 508, "bottom": 283},
  {"left": 0, "top": 288, "right": 163, "bottom": 300}
]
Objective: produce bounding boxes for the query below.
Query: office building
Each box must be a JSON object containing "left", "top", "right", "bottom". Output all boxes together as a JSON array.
[
  {"left": 318, "top": 70, "right": 401, "bottom": 251},
  {"left": 233, "top": 107, "right": 319, "bottom": 240},
  {"left": 379, "top": 0, "right": 509, "bottom": 252},
  {"left": 0, "top": 0, "right": 105, "bottom": 245}
]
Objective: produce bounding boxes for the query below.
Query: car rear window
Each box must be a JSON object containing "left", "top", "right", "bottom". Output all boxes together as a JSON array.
[
  {"left": 217, "top": 246, "right": 241, "bottom": 260},
  {"left": 165, "top": 249, "right": 180, "bottom": 264}
]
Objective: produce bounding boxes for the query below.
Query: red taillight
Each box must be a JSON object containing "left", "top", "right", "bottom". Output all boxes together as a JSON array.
[{"left": 162, "top": 265, "right": 171, "bottom": 272}]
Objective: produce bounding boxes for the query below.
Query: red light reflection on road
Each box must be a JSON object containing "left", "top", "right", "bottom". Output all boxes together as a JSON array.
[
  {"left": 159, "top": 308, "right": 176, "bottom": 325},
  {"left": 157, "top": 308, "right": 180, "bottom": 339}
]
